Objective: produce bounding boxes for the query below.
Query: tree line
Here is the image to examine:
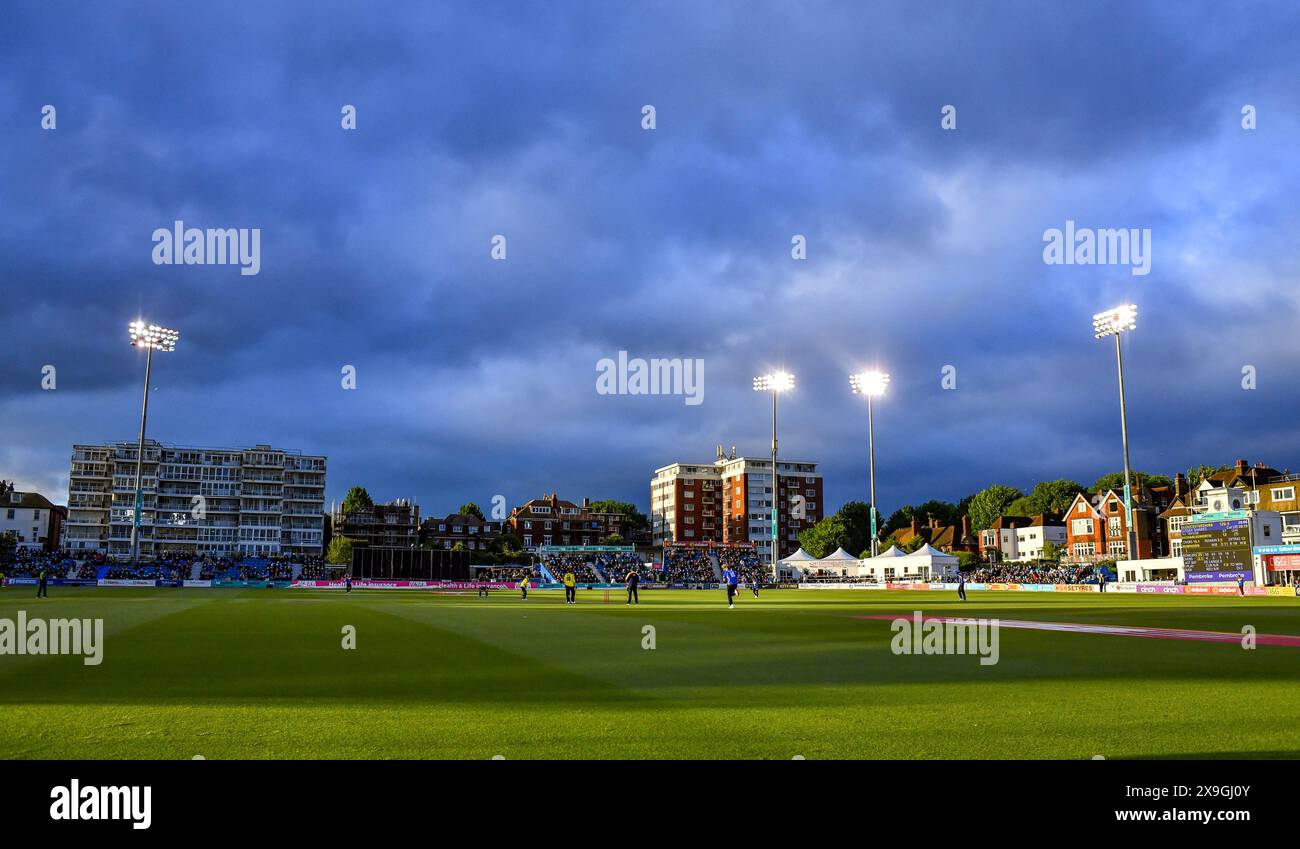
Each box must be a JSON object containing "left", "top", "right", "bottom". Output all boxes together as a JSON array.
[{"left": 797, "top": 465, "right": 1229, "bottom": 560}]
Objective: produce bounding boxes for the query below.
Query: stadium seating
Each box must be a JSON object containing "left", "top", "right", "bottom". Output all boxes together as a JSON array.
[
  {"left": 717, "top": 546, "right": 764, "bottom": 584},
  {"left": 967, "top": 564, "right": 1099, "bottom": 584},
  {"left": 662, "top": 546, "right": 717, "bottom": 584},
  {"left": 540, "top": 552, "right": 602, "bottom": 583},
  {"left": 591, "top": 552, "right": 645, "bottom": 582},
  {"left": 475, "top": 565, "right": 537, "bottom": 583}
]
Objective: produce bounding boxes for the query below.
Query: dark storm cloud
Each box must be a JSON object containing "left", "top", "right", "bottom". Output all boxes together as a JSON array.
[{"left": 2, "top": 1, "right": 1298, "bottom": 514}]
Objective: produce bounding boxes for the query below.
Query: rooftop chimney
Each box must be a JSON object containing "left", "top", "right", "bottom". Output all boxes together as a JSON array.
[{"left": 1235, "top": 459, "right": 1249, "bottom": 473}]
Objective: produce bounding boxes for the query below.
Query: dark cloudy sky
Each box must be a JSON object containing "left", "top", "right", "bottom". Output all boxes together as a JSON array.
[{"left": 3, "top": 1, "right": 1299, "bottom": 517}]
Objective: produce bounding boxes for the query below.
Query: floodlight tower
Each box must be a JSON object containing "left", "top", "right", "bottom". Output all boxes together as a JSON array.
[
  {"left": 127, "top": 320, "right": 180, "bottom": 564},
  {"left": 753, "top": 371, "right": 795, "bottom": 580},
  {"left": 849, "top": 370, "right": 890, "bottom": 557},
  {"left": 1092, "top": 304, "right": 1138, "bottom": 562}
]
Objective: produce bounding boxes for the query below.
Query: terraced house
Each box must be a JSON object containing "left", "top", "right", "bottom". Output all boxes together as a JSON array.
[
  {"left": 420, "top": 512, "right": 502, "bottom": 551},
  {"left": 508, "top": 493, "right": 627, "bottom": 549}
]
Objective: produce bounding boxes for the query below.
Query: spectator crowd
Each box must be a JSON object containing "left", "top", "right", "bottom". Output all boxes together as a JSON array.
[
  {"left": 476, "top": 565, "right": 536, "bottom": 584},
  {"left": 662, "top": 545, "right": 717, "bottom": 584},
  {"left": 540, "top": 552, "right": 601, "bottom": 583},
  {"left": 717, "top": 547, "right": 765, "bottom": 585},
  {"left": 3, "top": 548, "right": 81, "bottom": 579},
  {"left": 967, "top": 563, "right": 1100, "bottom": 585}
]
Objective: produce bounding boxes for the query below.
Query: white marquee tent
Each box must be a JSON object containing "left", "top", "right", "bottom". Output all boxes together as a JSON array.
[
  {"left": 856, "top": 545, "right": 905, "bottom": 581},
  {"left": 811, "top": 547, "right": 861, "bottom": 577},
  {"left": 857, "top": 543, "right": 958, "bottom": 581},
  {"left": 777, "top": 547, "right": 819, "bottom": 579},
  {"left": 900, "top": 543, "right": 960, "bottom": 579}
]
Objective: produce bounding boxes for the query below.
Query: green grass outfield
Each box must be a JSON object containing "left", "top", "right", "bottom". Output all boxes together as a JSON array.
[{"left": 1, "top": 585, "right": 1298, "bottom": 759}]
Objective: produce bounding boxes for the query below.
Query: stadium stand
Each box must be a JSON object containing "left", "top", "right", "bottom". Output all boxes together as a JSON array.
[
  {"left": 4, "top": 548, "right": 81, "bottom": 579},
  {"left": 967, "top": 564, "right": 1099, "bottom": 584},
  {"left": 592, "top": 551, "right": 644, "bottom": 582},
  {"left": 717, "top": 546, "right": 764, "bottom": 584},
  {"left": 476, "top": 565, "right": 537, "bottom": 583},
  {"left": 662, "top": 545, "right": 717, "bottom": 584},
  {"left": 540, "top": 552, "right": 602, "bottom": 583}
]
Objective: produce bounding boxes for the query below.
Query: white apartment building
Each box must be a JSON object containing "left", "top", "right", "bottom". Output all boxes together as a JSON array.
[
  {"left": 980, "top": 514, "right": 1067, "bottom": 562},
  {"left": 1012, "top": 517, "right": 1068, "bottom": 561},
  {"left": 65, "top": 441, "right": 326, "bottom": 558}
]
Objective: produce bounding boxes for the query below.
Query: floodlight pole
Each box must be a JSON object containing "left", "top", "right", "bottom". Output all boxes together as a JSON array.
[
  {"left": 130, "top": 343, "right": 154, "bottom": 565},
  {"left": 868, "top": 393, "right": 878, "bottom": 558},
  {"left": 1114, "top": 332, "right": 1136, "bottom": 563},
  {"left": 770, "top": 388, "right": 779, "bottom": 582}
]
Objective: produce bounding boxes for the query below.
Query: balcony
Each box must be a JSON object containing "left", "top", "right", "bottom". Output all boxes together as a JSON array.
[{"left": 242, "top": 474, "right": 284, "bottom": 484}]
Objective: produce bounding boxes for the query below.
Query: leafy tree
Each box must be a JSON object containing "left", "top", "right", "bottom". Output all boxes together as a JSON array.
[
  {"left": 588, "top": 500, "right": 650, "bottom": 536},
  {"left": 451, "top": 542, "right": 466, "bottom": 552},
  {"left": 326, "top": 535, "right": 360, "bottom": 565},
  {"left": 798, "top": 515, "right": 853, "bottom": 559},
  {"left": 834, "top": 500, "right": 876, "bottom": 556},
  {"left": 967, "top": 485, "right": 1024, "bottom": 532},
  {"left": 606, "top": 533, "right": 624, "bottom": 545},
  {"left": 901, "top": 535, "right": 926, "bottom": 553},
  {"left": 341, "top": 486, "right": 374, "bottom": 515},
  {"left": 1025, "top": 479, "right": 1088, "bottom": 515},
  {"left": 1041, "top": 540, "right": 1062, "bottom": 562},
  {"left": 1092, "top": 472, "right": 1172, "bottom": 493},
  {"left": 957, "top": 551, "right": 981, "bottom": 570},
  {"left": 0, "top": 530, "right": 16, "bottom": 560},
  {"left": 882, "top": 505, "right": 919, "bottom": 538},
  {"left": 493, "top": 529, "right": 524, "bottom": 555},
  {"left": 1003, "top": 480, "right": 1087, "bottom": 519},
  {"left": 882, "top": 500, "right": 960, "bottom": 538},
  {"left": 1005, "top": 496, "right": 1037, "bottom": 518},
  {"left": 915, "top": 500, "right": 961, "bottom": 527},
  {"left": 458, "top": 502, "right": 484, "bottom": 520}
]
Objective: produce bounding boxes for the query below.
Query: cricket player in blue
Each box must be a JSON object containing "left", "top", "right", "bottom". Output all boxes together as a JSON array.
[{"left": 723, "top": 566, "right": 739, "bottom": 608}]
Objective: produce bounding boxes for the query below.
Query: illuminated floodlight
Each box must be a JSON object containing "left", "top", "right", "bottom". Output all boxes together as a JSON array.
[
  {"left": 849, "top": 370, "right": 890, "bottom": 397},
  {"left": 1092, "top": 304, "right": 1137, "bottom": 339},
  {"left": 752, "top": 371, "right": 795, "bottom": 392},
  {"left": 128, "top": 320, "right": 180, "bottom": 352}
]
